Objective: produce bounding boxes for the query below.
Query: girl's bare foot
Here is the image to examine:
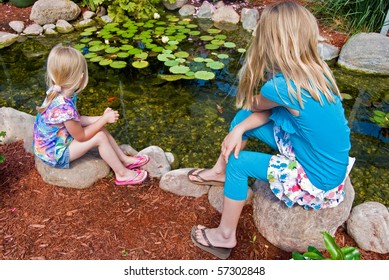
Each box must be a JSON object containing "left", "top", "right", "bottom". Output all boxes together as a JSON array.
[
  {"left": 188, "top": 168, "right": 225, "bottom": 184},
  {"left": 194, "top": 225, "right": 236, "bottom": 248}
]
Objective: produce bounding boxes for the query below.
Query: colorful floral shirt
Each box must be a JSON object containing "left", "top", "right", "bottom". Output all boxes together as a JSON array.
[{"left": 33, "top": 94, "right": 80, "bottom": 168}]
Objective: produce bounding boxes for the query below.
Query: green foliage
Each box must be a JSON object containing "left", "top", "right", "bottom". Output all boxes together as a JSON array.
[
  {"left": 94, "top": 0, "right": 176, "bottom": 21},
  {"left": 292, "top": 232, "right": 361, "bottom": 260},
  {"left": 310, "top": 0, "right": 389, "bottom": 34},
  {"left": 370, "top": 110, "right": 389, "bottom": 128},
  {"left": 0, "top": 131, "right": 6, "bottom": 164}
]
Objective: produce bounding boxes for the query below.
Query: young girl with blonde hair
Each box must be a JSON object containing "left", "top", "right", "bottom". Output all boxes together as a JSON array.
[
  {"left": 189, "top": 1, "right": 353, "bottom": 259},
  {"left": 33, "top": 44, "right": 149, "bottom": 185}
]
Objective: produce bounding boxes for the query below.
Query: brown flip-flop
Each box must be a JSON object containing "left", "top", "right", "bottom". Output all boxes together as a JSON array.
[
  {"left": 191, "top": 226, "right": 232, "bottom": 260},
  {"left": 187, "top": 168, "right": 224, "bottom": 186}
]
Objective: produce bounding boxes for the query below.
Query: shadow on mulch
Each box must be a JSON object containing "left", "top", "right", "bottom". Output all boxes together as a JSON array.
[{"left": 1, "top": 141, "right": 388, "bottom": 260}]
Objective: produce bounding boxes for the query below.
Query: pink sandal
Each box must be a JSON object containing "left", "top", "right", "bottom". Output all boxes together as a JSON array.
[
  {"left": 126, "top": 155, "right": 150, "bottom": 169},
  {"left": 115, "top": 169, "right": 148, "bottom": 186}
]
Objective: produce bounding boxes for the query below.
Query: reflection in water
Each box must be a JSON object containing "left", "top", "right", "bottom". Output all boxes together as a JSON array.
[{"left": 0, "top": 30, "right": 388, "bottom": 207}]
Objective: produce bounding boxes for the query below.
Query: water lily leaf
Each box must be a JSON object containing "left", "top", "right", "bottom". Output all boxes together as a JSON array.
[
  {"left": 174, "top": 51, "right": 189, "bottom": 58},
  {"left": 74, "top": 44, "right": 86, "bottom": 50},
  {"left": 169, "top": 65, "right": 190, "bottom": 74},
  {"left": 176, "top": 34, "right": 187, "bottom": 40},
  {"left": 89, "top": 40, "right": 103, "bottom": 46},
  {"left": 207, "top": 28, "right": 222, "bottom": 34},
  {"left": 164, "top": 60, "right": 179, "bottom": 67},
  {"left": 224, "top": 42, "right": 236, "bottom": 48},
  {"left": 145, "top": 43, "right": 157, "bottom": 49},
  {"left": 165, "top": 45, "right": 178, "bottom": 51},
  {"left": 194, "top": 57, "right": 205, "bottom": 62},
  {"left": 80, "top": 31, "right": 93, "bottom": 36},
  {"left": 206, "top": 61, "right": 225, "bottom": 70},
  {"left": 205, "top": 44, "right": 219, "bottom": 50},
  {"left": 89, "top": 44, "right": 106, "bottom": 52},
  {"left": 85, "top": 52, "right": 98, "bottom": 58},
  {"left": 187, "top": 24, "right": 198, "bottom": 29},
  {"left": 211, "top": 39, "right": 225, "bottom": 45},
  {"left": 178, "top": 20, "right": 189, "bottom": 25},
  {"left": 168, "top": 40, "right": 179, "bottom": 45},
  {"left": 157, "top": 53, "right": 175, "bottom": 62},
  {"left": 80, "top": 38, "right": 92, "bottom": 43},
  {"left": 122, "top": 32, "right": 135, "bottom": 39},
  {"left": 90, "top": 56, "right": 103, "bottom": 62},
  {"left": 194, "top": 71, "right": 215, "bottom": 80},
  {"left": 204, "top": 58, "right": 214, "bottom": 63},
  {"left": 341, "top": 93, "right": 353, "bottom": 100},
  {"left": 237, "top": 48, "right": 246, "bottom": 53},
  {"left": 186, "top": 71, "right": 195, "bottom": 77},
  {"left": 158, "top": 74, "right": 195, "bottom": 81},
  {"left": 99, "top": 58, "right": 113, "bottom": 66},
  {"left": 215, "top": 34, "right": 227, "bottom": 40},
  {"left": 105, "top": 47, "right": 120, "bottom": 54},
  {"left": 134, "top": 52, "right": 148, "bottom": 60},
  {"left": 110, "top": 61, "right": 127, "bottom": 69},
  {"left": 189, "top": 31, "right": 201, "bottom": 36},
  {"left": 128, "top": 48, "right": 142, "bottom": 55},
  {"left": 143, "top": 23, "right": 154, "bottom": 28},
  {"left": 84, "top": 27, "right": 97, "bottom": 32},
  {"left": 175, "top": 58, "right": 186, "bottom": 63},
  {"left": 200, "top": 35, "right": 214, "bottom": 41},
  {"left": 132, "top": 60, "right": 149, "bottom": 68},
  {"left": 121, "top": 45, "right": 134, "bottom": 51},
  {"left": 117, "top": 52, "right": 130, "bottom": 58},
  {"left": 156, "top": 21, "right": 166, "bottom": 25},
  {"left": 151, "top": 46, "right": 164, "bottom": 53},
  {"left": 217, "top": 54, "right": 229, "bottom": 59}
]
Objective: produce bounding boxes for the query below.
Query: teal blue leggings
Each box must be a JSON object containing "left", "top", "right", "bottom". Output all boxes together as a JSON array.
[{"left": 224, "top": 110, "right": 277, "bottom": 201}]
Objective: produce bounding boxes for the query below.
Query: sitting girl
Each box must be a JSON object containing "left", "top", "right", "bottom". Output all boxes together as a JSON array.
[{"left": 33, "top": 44, "right": 149, "bottom": 186}]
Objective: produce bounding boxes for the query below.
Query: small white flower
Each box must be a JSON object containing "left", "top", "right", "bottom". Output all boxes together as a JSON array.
[
  {"left": 104, "top": 39, "right": 109, "bottom": 45},
  {"left": 153, "top": 13, "right": 160, "bottom": 19},
  {"left": 161, "top": 36, "right": 169, "bottom": 43}
]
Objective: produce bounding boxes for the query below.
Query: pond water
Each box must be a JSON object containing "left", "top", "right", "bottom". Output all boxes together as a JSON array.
[{"left": 0, "top": 19, "right": 388, "bottom": 207}]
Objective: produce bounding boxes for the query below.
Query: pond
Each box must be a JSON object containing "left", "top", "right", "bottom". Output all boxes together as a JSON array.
[{"left": 0, "top": 17, "right": 388, "bottom": 207}]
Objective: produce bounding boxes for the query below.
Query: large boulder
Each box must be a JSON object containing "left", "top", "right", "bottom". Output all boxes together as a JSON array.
[
  {"left": 0, "top": 107, "right": 35, "bottom": 154},
  {"left": 35, "top": 150, "right": 110, "bottom": 189},
  {"left": 30, "top": 0, "right": 81, "bottom": 25},
  {"left": 338, "top": 33, "right": 389, "bottom": 75},
  {"left": 347, "top": 201, "right": 389, "bottom": 254},
  {"left": 137, "top": 146, "right": 171, "bottom": 179},
  {"left": 211, "top": 5, "right": 240, "bottom": 24},
  {"left": 162, "top": 0, "right": 188, "bottom": 11},
  {"left": 252, "top": 177, "right": 355, "bottom": 252},
  {"left": 0, "top": 32, "right": 19, "bottom": 47}
]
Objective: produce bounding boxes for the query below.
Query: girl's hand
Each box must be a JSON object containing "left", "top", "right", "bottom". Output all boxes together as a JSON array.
[
  {"left": 103, "top": 107, "right": 119, "bottom": 124},
  {"left": 221, "top": 127, "right": 244, "bottom": 163}
]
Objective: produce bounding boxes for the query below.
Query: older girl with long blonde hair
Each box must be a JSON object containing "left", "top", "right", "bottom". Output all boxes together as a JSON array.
[
  {"left": 33, "top": 44, "right": 149, "bottom": 185},
  {"left": 189, "top": 1, "right": 353, "bottom": 259}
]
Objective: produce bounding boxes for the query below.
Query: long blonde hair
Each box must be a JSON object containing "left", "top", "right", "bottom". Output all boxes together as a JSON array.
[
  {"left": 37, "top": 44, "right": 89, "bottom": 113},
  {"left": 236, "top": 1, "right": 340, "bottom": 110}
]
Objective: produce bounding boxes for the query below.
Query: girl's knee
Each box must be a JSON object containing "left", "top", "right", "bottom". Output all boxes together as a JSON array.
[{"left": 94, "top": 131, "right": 109, "bottom": 143}]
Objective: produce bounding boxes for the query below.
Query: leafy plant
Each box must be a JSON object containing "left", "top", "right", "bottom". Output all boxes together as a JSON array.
[
  {"left": 292, "top": 232, "right": 361, "bottom": 260},
  {"left": 309, "top": 0, "right": 389, "bottom": 34},
  {"left": 370, "top": 110, "right": 389, "bottom": 128},
  {"left": 0, "top": 131, "right": 6, "bottom": 164}
]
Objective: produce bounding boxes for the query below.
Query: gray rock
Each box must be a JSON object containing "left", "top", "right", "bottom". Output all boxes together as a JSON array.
[
  {"left": 0, "top": 107, "right": 35, "bottom": 154},
  {"left": 30, "top": 0, "right": 81, "bottom": 25},
  {"left": 83, "top": 11, "right": 96, "bottom": 20},
  {"left": 74, "top": 19, "right": 96, "bottom": 30},
  {"left": 9, "top": 21, "right": 24, "bottom": 34},
  {"left": 42, "top": 24, "right": 56, "bottom": 30},
  {"left": 318, "top": 42, "right": 339, "bottom": 61},
  {"left": 338, "top": 33, "right": 389, "bottom": 75},
  {"left": 23, "top": 24, "right": 44, "bottom": 36},
  {"left": 44, "top": 28, "right": 57, "bottom": 35},
  {"left": 0, "top": 32, "right": 19, "bottom": 47},
  {"left": 179, "top": 4, "right": 196, "bottom": 17},
  {"left": 252, "top": 177, "right": 355, "bottom": 252},
  {"left": 208, "top": 185, "right": 253, "bottom": 213},
  {"left": 212, "top": 6, "right": 240, "bottom": 24},
  {"left": 137, "top": 146, "right": 171, "bottom": 179},
  {"left": 163, "top": 0, "right": 188, "bottom": 11},
  {"left": 347, "top": 202, "right": 389, "bottom": 254},
  {"left": 159, "top": 168, "right": 210, "bottom": 197},
  {"left": 35, "top": 151, "right": 110, "bottom": 189},
  {"left": 197, "top": 1, "right": 214, "bottom": 19},
  {"left": 100, "top": 15, "right": 112, "bottom": 24},
  {"left": 241, "top": 8, "right": 259, "bottom": 32},
  {"left": 56, "top": 20, "right": 74, "bottom": 34}
]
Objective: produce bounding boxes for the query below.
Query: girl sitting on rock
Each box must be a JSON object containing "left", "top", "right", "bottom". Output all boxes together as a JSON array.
[
  {"left": 189, "top": 1, "right": 354, "bottom": 259},
  {"left": 33, "top": 44, "right": 149, "bottom": 186}
]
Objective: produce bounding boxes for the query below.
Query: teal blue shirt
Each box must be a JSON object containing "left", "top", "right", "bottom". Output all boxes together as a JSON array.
[{"left": 261, "top": 73, "right": 350, "bottom": 191}]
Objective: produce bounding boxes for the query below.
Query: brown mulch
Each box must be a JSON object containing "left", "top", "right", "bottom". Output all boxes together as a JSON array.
[
  {"left": 0, "top": 1, "right": 387, "bottom": 260},
  {"left": 1, "top": 141, "right": 388, "bottom": 260}
]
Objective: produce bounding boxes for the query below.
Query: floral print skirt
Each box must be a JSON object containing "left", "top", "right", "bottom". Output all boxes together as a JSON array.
[{"left": 267, "top": 126, "right": 354, "bottom": 210}]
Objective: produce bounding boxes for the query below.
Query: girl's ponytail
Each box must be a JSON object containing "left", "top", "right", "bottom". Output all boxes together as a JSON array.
[{"left": 36, "top": 85, "right": 62, "bottom": 113}]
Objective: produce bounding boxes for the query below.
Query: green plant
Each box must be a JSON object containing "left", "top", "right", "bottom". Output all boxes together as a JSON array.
[
  {"left": 93, "top": 0, "right": 176, "bottom": 21},
  {"left": 370, "top": 110, "right": 389, "bottom": 128},
  {"left": 292, "top": 232, "right": 361, "bottom": 260},
  {"left": 309, "top": 0, "right": 389, "bottom": 34},
  {"left": 0, "top": 131, "right": 6, "bottom": 164}
]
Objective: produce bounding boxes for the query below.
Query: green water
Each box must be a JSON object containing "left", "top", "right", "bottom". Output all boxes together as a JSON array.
[{"left": 0, "top": 28, "right": 388, "bottom": 207}]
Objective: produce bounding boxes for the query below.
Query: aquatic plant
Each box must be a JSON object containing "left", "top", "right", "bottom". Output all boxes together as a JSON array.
[
  {"left": 370, "top": 110, "right": 389, "bottom": 129},
  {"left": 292, "top": 232, "right": 361, "bottom": 260}
]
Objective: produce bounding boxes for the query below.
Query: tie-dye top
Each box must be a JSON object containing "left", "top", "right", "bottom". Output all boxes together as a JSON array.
[{"left": 33, "top": 94, "right": 80, "bottom": 168}]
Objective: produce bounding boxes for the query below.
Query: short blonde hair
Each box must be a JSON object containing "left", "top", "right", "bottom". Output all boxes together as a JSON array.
[
  {"left": 37, "top": 44, "right": 88, "bottom": 113},
  {"left": 236, "top": 1, "right": 340, "bottom": 110}
]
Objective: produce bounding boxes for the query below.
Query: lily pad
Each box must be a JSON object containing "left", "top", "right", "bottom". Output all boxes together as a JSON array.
[
  {"left": 74, "top": 44, "right": 86, "bottom": 50},
  {"left": 206, "top": 61, "right": 225, "bottom": 70},
  {"left": 85, "top": 52, "right": 98, "bottom": 59},
  {"left": 194, "top": 71, "right": 215, "bottom": 80},
  {"left": 237, "top": 48, "right": 246, "bottom": 53},
  {"left": 164, "top": 60, "right": 179, "bottom": 67},
  {"left": 174, "top": 51, "right": 189, "bottom": 58},
  {"left": 117, "top": 52, "right": 130, "bottom": 58},
  {"left": 211, "top": 39, "right": 225, "bottom": 45},
  {"left": 194, "top": 57, "right": 205, "bottom": 63},
  {"left": 89, "top": 45, "right": 106, "bottom": 52},
  {"left": 84, "top": 27, "right": 97, "bottom": 32},
  {"left": 200, "top": 35, "right": 214, "bottom": 41},
  {"left": 207, "top": 28, "right": 222, "bottom": 34},
  {"left": 215, "top": 34, "right": 227, "bottom": 40},
  {"left": 105, "top": 47, "right": 120, "bottom": 54},
  {"left": 224, "top": 42, "right": 236, "bottom": 48},
  {"left": 134, "top": 52, "right": 148, "bottom": 60},
  {"left": 341, "top": 93, "right": 353, "bottom": 100},
  {"left": 110, "top": 61, "right": 127, "bottom": 69},
  {"left": 151, "top": 46, "right": 164, "bottom": 53},
  {"left": 99, "top": 58, "right": 113, "bottom": 66},
  {"left": 217, "top": 54, "right": 229, "bottom": 59},
  {"left": 80, "top": 38, "right": 92, "bottom": 43},
  {"left": 132, "top": 60, "right": 149, "bottom": 68},
  {"left": 169, "top": 65, "right": 190, "bottom": 74},
  {"left": 80, "top": 31, "right": 93, "bottom": 36},
  {"left": 205, "top": 44, "right": 219, "bottom": 50},
  {"left": 128, "top": 48, "right": 142, "bottom": 55},
  {"left": 121, "top": 45, "right": 134, "bottom": 51},
  {"left": 158, "top": 74, "right": 195, "bottom": 81},
  {"left": 157, "top": 53, "right": 175, "bottom": 62},
  {"left": 90, "top": 56, "right": 103, "bottom": 62},
  {"left": 189, "top": 31, "right": 201, "bottom": 36}
]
